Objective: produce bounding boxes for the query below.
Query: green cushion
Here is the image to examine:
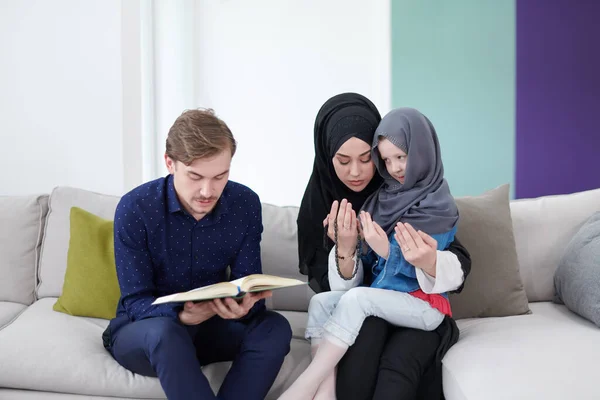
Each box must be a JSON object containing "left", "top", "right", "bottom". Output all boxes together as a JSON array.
[{"left": 53, "top": 207, "right": 120, "bottom": 319}]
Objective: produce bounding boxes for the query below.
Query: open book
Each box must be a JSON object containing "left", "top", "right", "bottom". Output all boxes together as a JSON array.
[{"left": 152, "top": 274, "right": 307, "bottom": 305}]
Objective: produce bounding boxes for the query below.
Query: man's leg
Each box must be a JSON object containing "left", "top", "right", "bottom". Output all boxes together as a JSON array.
[
  {"left": 193, "top": 310, "right": 292, "bottom": 400},
  {"left": 108, "top": 317, "right": 216, "bottom": 400}
]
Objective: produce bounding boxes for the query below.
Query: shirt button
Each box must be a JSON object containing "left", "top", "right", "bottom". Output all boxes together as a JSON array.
[{"left": 195, "top": 255, "right": 199, "bottom": 261}]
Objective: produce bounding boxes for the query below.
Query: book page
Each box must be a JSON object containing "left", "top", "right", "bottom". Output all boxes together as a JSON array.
[
  {"left": 152, "top": 281, "right": 238, "bottom": 304},
  {"left": 239, "top": 274, "right": 306, "bottom": 293}
]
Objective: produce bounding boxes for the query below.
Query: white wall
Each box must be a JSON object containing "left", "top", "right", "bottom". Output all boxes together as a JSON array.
[
  {"left": 0, "top": 0, "right": 390, "bottom": 203},
  {"left": 153, "top": 0, "right": 391, "bottom": 207},
  {"left": 0, "top": 0, "right": 125, "bottom": 196}
]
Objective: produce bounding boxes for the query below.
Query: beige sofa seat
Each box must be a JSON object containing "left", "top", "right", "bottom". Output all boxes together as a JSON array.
[
  {"left": 0, "top": 301, "right": 27, "bottom": 329},
  {"left": 445, "top": 303, "right": 600, "bottom": 400},
  {"left": 0, "top": 297, "right": 311, "bottom": 399}
]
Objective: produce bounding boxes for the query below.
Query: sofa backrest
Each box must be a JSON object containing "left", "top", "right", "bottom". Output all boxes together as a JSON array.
[
  {"left": 37, "top": 187, "right": 119, "bottom": 299},
  {"left": 509, "top": 187, "right": 600, "bottom": 302},
  {"left": 260, "top": 203, "right": 311, "bottom": 311},
  {"left": 34, "top": 186, "right": 311, "bottom": 311},
  {"left": 0, "top": 195, "right": 48, "bottom": 305},
  {"left": 25, "top": 185, "right": 600, "bottom": 309}
]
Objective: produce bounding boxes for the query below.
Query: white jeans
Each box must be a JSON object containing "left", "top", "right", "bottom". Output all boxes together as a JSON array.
[{"left": 305, "top": 287, "right": 445, "bottom": 347}]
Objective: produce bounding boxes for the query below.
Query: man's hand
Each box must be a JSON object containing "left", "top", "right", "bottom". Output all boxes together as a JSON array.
[
  {"left": 210, "top": 290, "right": 273, "bottom": 320},
  {"left": 178, "top": 301, "right": 217, "bottom": 325},
  {"left": 360, "top": 211, "right": 390, "bottom": 259}
]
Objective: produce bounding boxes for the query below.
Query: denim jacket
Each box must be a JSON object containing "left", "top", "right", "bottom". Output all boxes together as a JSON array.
[{"left": 362, "top": 226, "right": 458, "bottom": 298}]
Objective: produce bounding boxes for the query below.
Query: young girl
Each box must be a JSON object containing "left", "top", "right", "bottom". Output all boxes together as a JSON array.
[{"left": 279, "top": 108, "right": 459, "bottom": 400}]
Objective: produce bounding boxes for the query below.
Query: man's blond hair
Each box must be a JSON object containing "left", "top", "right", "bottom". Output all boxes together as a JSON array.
[{"left": 166, "top": 108, "right": 237, "bottom": 164}]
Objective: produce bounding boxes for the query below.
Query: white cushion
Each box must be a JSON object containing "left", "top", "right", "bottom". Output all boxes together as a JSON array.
[
  {"left": 0, "top": 298, "right": 310, "bottom": 399},
  {"left": 0, "top": 301, "right": 27, "bottom": 330},
  {"left": 277, "top": 310, "right": 309, "bottom": 340},
  {"left": 443, "top": 302, "right": 600, "bottom": 400},
  {"left": 37, "top": 187, "right": 119, "bottom": 298},
  {"left": 0, "top": 195, "right": 48, "bottom": 304},
  {"left": 261, "top": 203, "right": 313, "bottom": 312},
  {"left": 510, "top": 188, "right": 600, "bottom": 302},
  {"left": 0, "top": 389, "right": 142, "bottom": 400}
]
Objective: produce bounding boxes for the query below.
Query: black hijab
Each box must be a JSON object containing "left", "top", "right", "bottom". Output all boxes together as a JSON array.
[{"left": 297, "top": 93, "right": 382, "bottom": 275}]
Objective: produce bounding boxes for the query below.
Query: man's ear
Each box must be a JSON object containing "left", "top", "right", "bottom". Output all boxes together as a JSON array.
[{"left": 164, "top": 154, "right": 175, "bottom": 174}]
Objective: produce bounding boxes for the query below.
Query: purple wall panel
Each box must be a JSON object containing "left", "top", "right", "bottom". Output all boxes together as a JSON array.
[{"left": 516, "top": 0, "right": 600, "bottom": 198}]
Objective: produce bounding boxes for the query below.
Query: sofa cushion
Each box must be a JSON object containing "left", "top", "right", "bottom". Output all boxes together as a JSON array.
[
  {"left": 261, "top": 203, "right": 312, "bottom": 312},
  {"left": 443, "top": 302, "right": 600, "bottom": 400},
  {"left": 277, "top": 310, "right": 309, "bottom": 340},
  {"left": 449, "top": 184, "right": 530, "bottom": 319},
  {"left": 0, "top": 298, "right": 310, "bottom": 399},
  {"left": 0, "top": 301, "right": 27, "bottom": 330},
  {"left": 0, "top": 390, "right": 144, "bottom": 400},
  {"left": 0, "top": 195, "right": 48, "bottom": 305},
  {"left": 53, "top": 207, "right": 120, "bottom": 320},
  {"left": 37, "top": 187, "right": 120, "bottom": 299},
  {"left": 554, "top": 211, "right": 600, "bottom": 327},
  {"left": 510, "top": 187, "right": 600, "bottom": 302}
]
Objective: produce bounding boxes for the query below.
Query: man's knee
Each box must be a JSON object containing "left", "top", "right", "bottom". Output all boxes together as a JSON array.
[
  {"left": 142, "top": 317, "right": 189, "bottom": 354},
  {"left": 253, "top": 311, "right": 292, "bottom": 355}
]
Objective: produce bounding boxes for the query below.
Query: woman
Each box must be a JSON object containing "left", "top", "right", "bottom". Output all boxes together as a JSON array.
[{"left": 297, "top": 93, "right": 471, "bottom": 399}]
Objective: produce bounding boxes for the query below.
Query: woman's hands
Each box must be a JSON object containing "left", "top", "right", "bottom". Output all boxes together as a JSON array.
[
  {"left": 323, "top": 201, "right": 439, "bottom": 275},
  {"left": 323, "top": 199, "right": 358, "bottom": 257}
]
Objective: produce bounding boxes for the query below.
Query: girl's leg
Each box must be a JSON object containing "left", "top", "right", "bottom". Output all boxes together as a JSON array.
[
  {"left": 311, "top": 338, "right": 337, "bottom": 400},
  {"left": 304, "top": 291, "right": 346, "bottom": 341},
  {"left": 281, "top": 288, "right": 443, "bottom": 400},
  {"left": 323, "top": 287, "right": 445, "bottom": 346},
  {"left": 279, "top": 334, "right": 349, "bottom": 400},
  {"left": 278, "top": 292, "right": 345, "bottom": 400}
]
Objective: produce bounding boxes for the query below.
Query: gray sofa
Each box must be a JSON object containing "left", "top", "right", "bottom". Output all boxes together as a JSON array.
[{"left": 1, "top": 185, "right": 600, "bottom": 400}]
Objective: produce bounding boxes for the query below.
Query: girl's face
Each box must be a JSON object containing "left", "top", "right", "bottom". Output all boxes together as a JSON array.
[
  {"left": 332, "top": 137, "right": 376, "bottom": 192},
  {"left": 378, "top": 137, "right": 407, "bottom": 184}
]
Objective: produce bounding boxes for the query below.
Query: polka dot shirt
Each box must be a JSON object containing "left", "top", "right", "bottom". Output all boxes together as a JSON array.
[{"left": 112, "top": 174, "right": 264, "bottom": 322}]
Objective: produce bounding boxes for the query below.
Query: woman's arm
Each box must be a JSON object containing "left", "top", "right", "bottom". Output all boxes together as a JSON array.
[
  {"left": 446, "top": 236, "right": 471, "bottom": 293},
  {"left": 307, "top": 247, "right": 331, "bottom": 293},
  {"left": 318, "top": 199, "right": 362, "bottom": 292},
  {"left": 328, "top": 247, "right": 364, "bottom": 291}
]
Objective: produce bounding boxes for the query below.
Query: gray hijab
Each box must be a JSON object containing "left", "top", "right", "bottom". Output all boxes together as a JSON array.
[{"left": 361, "top": 107, "right": 458, "bottom": 235}]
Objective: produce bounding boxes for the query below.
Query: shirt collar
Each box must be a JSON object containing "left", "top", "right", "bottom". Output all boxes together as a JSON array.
[{"left": 166, "top": 174, "right": 182, "bottom": 213}]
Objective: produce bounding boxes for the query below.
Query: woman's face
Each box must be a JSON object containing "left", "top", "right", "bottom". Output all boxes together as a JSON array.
[{"left": 332, "top": 137, "right": 376, "bottom": 192}]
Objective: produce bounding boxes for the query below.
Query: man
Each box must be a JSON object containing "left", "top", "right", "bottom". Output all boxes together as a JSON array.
[{"left": 102, "top": 109, "right": 292, "bottom": 399}]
